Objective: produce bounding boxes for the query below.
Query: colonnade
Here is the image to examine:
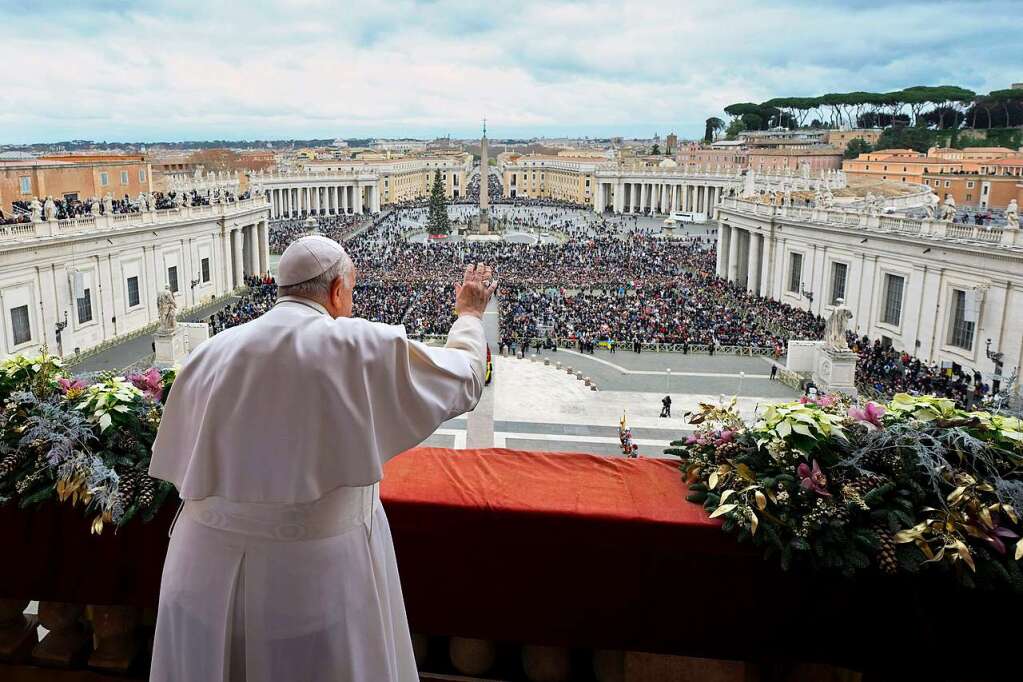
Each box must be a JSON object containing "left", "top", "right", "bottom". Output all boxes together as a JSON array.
[
  {"left": 224, "top": 220, "right": 270, "bottom": 289},
  {"left": 717, "top": 222, "right": 768, "bottom": 297},
  {"left": 262, "top": 183, "right": 380, "bottom": 219},
  {"left": 593, "top": 181, "right": 729, "bottom": 215}
]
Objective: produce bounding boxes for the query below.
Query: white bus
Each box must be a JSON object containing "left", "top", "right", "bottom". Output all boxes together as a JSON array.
[{"left": 663, "top": 211, "right": 708, "bottom": 225}]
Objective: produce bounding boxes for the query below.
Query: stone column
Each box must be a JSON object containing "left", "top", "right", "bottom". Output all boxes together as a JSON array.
[
  {"left": 248, "top": 225, "right": 260, "bottom": 275},
  {"left": 342, "top": 185, "right": 349, "bottom": 213},
  {"left": 259, "top": 221, "right": 270, "bottom": 274},
  {"left": 747, "top": 230, "right": 762, "bottom": 295},
  {"left": 727, "top": 226, "right": 740, "bottom": 282},
  {"left": 330, "top": 186, "right": 337, "bottom": 214},
  {"left": 717, "top": 224, "right": 729, "bottom": 277},
  {"left": 232, "top": 228, "right": 244, "bottom": 287},
  {"left": 354, "top": 183, "right": 363, "bottom": 214}
]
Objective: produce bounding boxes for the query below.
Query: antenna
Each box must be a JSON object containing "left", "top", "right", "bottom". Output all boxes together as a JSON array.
[{"left": 482, "top": 116, "right": 487, "bottom": 138}]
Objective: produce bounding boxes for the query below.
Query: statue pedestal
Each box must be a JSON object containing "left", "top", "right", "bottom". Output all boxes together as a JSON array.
[
  {"left": 812, "top": 346, "right": 858, "bottom": 397},
  {"left": 154, "top": 328, "right": 186, "bottom": 368},
  {"left": 154, "top": 322, "right": 210, "bottom": 367}
]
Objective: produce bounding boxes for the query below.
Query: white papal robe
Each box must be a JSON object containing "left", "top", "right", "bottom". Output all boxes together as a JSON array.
[{"left": 148, "top": 296, "right": 485, "bottom": 682}]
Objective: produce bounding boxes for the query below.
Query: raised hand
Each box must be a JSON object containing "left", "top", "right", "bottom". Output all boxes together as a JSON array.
[{"left": 454, "top": 262, "right": 497, "bottom": 319}]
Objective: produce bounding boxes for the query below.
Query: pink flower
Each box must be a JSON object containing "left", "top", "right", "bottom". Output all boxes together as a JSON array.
[
  {"left": 685, "top": 434, "right": 699, "bottom": 445},
  {"left": 817, "top": 394, "right": 838, "bottom": 408},
  {"left": 56, "top": 377, "right": 87, "bottom": 394},
  {"left": 797, "top": 460, "right": 831, "bottom": 497},
  {"left": 848, "top": 402, "right": 886, "bottom": 429},
  {"left": 717, "top": 429, "right": 735, "bottom": 444},
  {"left": 128, "top": 367, "right": 164, "bottom": 401}
]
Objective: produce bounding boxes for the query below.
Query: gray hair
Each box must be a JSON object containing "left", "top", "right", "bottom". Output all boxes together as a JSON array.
[{"left": 277, "top": 251, "right": 355, "bottom": 300}]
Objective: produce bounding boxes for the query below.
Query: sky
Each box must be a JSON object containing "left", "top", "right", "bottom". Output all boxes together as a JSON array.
[{"left": 1, "top": 0, "right": 1020, "bottom": 144}]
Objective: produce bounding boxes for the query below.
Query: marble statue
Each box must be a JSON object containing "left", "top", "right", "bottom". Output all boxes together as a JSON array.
[
  {"left": 942, "top": 195, "right": 957, "bottom": 221},
  {"left": 29, "top": 198, "right": 43, "bottom": 223},
  {"left": 43, "top": 196, "right": 56, "bottom": 221},
  {"left": 157, "top": 286, "right": 177, "bottom": 332},
  {"left": 173, "top": 192, "right": 185, "bottom": 208},
  {"left": 801, "top": 162, "right": 811, "bottom": 179},
  {"left": 871, "top": 193, "right": 885, "bottom": 214},
  {"left": 924, "top": 191, "right": 939, "bottom": 219},
  {"left": 90, "top": 198, "right": 101, "bottom": 216},
  {"left": 103, "top": 193, "right": 114, "bottom": 215},
  {"left": 825, "top": 299, "right": 853, "bottom": 351},
  {"left": 864, "top": 192, "right": 879, "bottom": 215},
  {"left": 184, "top": 192, "right": 193, "bottom": 207},
  {"left": 138, "top": 193, "right": 149, "bottom": 212},
  {"left": 1007, "top": 199, "right": 1019, "bottom": 230}
]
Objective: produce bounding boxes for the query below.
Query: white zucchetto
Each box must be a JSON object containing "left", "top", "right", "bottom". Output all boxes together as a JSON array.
[{"left": 277, "top": 235, "right": 347, "bottom": 286}]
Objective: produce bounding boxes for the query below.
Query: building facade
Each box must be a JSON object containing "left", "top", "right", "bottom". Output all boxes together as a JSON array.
[
  {"left": 0, "top": 197, "right": 270, "bottom": 359},
  {"left": 0, "top": 156, "right": 154, "bottom": 213},
  {"left": 844, "top": 147, "right": 1023, "bottom": 208},
  {"left": 716, "top": 197, "right": 1023, "bottom": 387},
  {"left": 496, "top": 153, "right": 848, "bottom": 213},
  {"left": 254, "top": 154, "right": 472, "bottom": 219}
]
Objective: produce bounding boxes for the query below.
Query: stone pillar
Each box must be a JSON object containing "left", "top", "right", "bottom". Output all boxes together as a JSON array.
[
  {"left": 312, "top": 187, "right": 319, "bottom": 215},
  {"left": 259, "top": 221, "right": 270, "bottom": 274},
  {"left": 354, "top": 183, "right": 363, "bottom": 214},
  {"left": 727, "top": 226, "right": 740, "bottom": 282},
  {"left": 717, "top": 224, "right": 729, "bottom": 277},
  {"left": 0, "top": 598, "right": 37, "bottom": 661},
  {"left": 248, "top": 225, "right": 260, "bottom": 275},
  {"left": 32, "top": 602, "right": 89, "bottom": 667},
  {"left": 232, "top": 228, "right": 244, "bottom": 287},
  {"left": 747, "top": 230, "right": 762, "bottom": 295},
  {"left": 330, "top": 186, "right": 337, "bottom": 214}
]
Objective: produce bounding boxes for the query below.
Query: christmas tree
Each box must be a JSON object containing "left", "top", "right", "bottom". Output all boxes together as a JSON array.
[{"left": 426, "top": 170, "right": 450, "bottom": 235}]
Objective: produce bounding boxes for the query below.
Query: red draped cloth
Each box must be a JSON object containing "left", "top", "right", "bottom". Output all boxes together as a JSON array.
[{"left": 0, "top": 447, "right": 1018, "bottom": 675}]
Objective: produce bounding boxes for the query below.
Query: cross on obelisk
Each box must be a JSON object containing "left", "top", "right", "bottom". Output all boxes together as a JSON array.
[{"left": 479, "top": 116, "right": 489, "bottom": 234}]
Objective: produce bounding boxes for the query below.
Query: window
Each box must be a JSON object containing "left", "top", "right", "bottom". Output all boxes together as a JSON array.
[
  {"left": 944, "top": 180, "right": 950, "bottom": 188},
  {"left": 966, "top": 181, "right": 975, "bottom": 189},
  {"left": 947, "top": 289, "right": 975, "bottom": 350},
  {"left": 76, "top": 288, "right": 93, "bottom": 324},
  {"left": 882, "top": 274, "right": 904, "bottom": 326},
  {"left": 138, "top": 169, "right": 146, "bottom": 182},
  {"left": 966, "top": 194, "right": 972, "bottom": 201},
  {"left": 126, "top": 276, "right": 140, "bottom": 307},
  {"left": 10, "top": 306, "right": 31, "bottom": 346},
  {"left": 168, "top": 266, "right": 179, "bottom": 293},
  {"left": 100, "top": 172, "right": 109, "bottom": 186},
  {"left": 120, "top": 171, "right": 129, "bottom": 184},
  {"left": 19, "top": 176, "right": 31, "bottom": 193},
  {"left": 787, "top": 253, "right": 803, "bottom": 293},
  {"left": 830, "top": 262, "right": 848, "bottom": 304},
  {"left": 201, "top": 257, "right": 211, "bottom": 283}
]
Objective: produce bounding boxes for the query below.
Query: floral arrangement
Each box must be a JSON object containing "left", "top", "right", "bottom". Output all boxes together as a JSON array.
[
  {"left": 0, "top": 353, "right": 176, "bottom": 533},
  {"left": 666, "top": 393, "right": 1023, "bottom": 591}
]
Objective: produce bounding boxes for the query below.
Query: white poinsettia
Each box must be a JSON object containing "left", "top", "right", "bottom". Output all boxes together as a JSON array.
[{"left": 73, "top": 377, "right": 143, "bottom": 431}]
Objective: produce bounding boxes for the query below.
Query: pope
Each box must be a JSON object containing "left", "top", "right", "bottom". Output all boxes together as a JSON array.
[{"left": 148, "top": 235, "right": 495, "bottom": 682}]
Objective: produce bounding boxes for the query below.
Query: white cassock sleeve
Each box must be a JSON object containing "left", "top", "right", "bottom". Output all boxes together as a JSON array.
[{"left": 365, "top": 313, "right": 486, "bottom": 461}]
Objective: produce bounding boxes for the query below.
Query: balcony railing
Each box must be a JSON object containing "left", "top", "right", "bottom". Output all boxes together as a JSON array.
[
  {"left": 1, "top": 197, "right": 270, "bottom": 244},
  {"left": 0, "top": 447, "right": 1016, "bottom": 681}
]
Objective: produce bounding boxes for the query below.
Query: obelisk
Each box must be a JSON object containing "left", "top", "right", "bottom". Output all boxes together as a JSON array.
[{"left": 479, "top": 117, "right": 489, "bottom": 234}]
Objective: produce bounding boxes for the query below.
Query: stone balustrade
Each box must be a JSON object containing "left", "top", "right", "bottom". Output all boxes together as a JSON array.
[
  {"left": 0, "top": 196, "right": 270, "bottom": 243},
  {"left": 719, "top": 196, "right": 1022, "bottom": 249}
]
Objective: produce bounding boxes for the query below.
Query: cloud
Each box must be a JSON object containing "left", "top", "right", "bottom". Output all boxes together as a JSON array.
[{"left": 0, "top": 0, "right": 1019, "bottom": 143}]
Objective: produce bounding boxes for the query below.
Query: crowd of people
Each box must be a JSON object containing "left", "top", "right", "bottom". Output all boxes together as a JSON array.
[
  {"left": 255, "top": 198, "right": 996, "bottom": 408},
  {"left": 207, "top": 275, "right": 278, "bottom": 335},
  {"left": 851, "top": 336, "right": 990, "bottom": 407}
]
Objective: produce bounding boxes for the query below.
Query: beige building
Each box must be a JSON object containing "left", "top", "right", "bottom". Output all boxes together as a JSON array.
[
  {"left": 0, "top": 155, "right": 153, "bottom": 213},
  {"left": 497, "top": 153, "right": 602, "bottom": 204},
  {"left": 254, "top": 152, "right": 472, "bottom": 218},
  {"left": 825, "top": 129, "right": 883, "bottom": 148}
]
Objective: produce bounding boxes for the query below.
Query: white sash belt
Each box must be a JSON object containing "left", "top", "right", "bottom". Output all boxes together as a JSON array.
[{"left": 182, "top": 483, "right": 379, "bottom": 541}]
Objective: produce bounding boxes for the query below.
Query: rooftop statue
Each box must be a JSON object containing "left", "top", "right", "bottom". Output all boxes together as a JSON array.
[
  {"left": 1006, "top": 199, "right": 1019, "bottom": 230},
  {"left": 30, "top": 198, "right": 42, "bottom": 223}
]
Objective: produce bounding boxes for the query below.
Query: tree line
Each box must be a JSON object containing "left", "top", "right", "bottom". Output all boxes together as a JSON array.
[{"left": 704, "top": 85, "right": 1023, "bottom": 143}]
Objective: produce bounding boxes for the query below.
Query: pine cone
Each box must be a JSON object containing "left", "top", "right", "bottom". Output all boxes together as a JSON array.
[
  {"left": 0, "top": 452, "right": 21, "bottom": 478},
  {"left": 872, "top": 522, "right": 898, "bottom": 576},
  {"left": 118, "top": 470, "right": 138, "bottom": 506},
  {"left": 714, "top": 441, "right": 741, "bottom": 463},
  {"left": 137, "top": 474, "right": 156, "bottom": 508},
  {"left": 842, "top": 473, "right": 885, "bottom": 510}
]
